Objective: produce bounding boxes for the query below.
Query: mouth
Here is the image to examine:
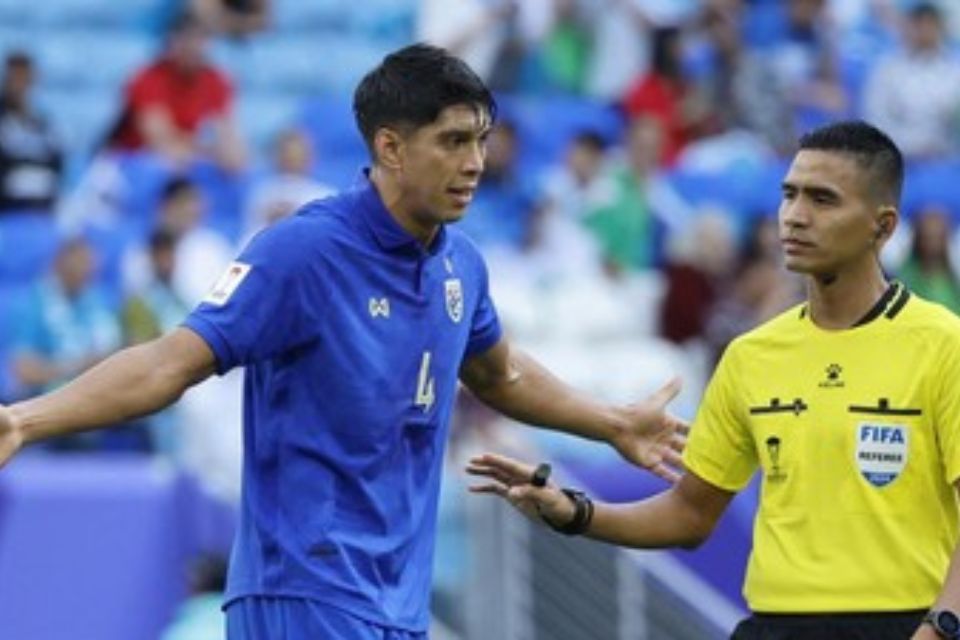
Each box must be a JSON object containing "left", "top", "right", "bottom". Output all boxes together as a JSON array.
[
  {"left": 781, "top": 237, "right": 814, "bottom": 254},
  {"left": 447, "top": 186, "right": 476, "bottom": 207}
]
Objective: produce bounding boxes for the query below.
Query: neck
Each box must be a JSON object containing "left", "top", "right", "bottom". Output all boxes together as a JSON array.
[
  {"left": 369, "top": 166, "right": 438, "bottom": 247},
  {"left": 805, "top": 262, "right": 888, "bottom": 329}
]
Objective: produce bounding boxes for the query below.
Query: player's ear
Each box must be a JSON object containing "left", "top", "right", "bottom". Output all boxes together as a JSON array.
[{"left": 373, "top": 127, "right": 404, "bottom": 171}]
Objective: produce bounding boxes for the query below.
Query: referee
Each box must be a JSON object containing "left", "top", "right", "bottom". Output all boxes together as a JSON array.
[
  {"left": 471, "top": 121, "right": 960, "bottom": 640},
  {"left": 0, "top": 44, "right": 687, "bottom": 638}
]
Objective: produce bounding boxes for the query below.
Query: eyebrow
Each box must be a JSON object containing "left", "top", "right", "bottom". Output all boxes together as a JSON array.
[{"left": 781, "top": 181, "right": 841, "bottom": 200}]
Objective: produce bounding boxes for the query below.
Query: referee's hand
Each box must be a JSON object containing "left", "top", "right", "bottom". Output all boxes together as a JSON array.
[
  {"left": 466, "top": 453, "right": 575, "bottom": 527},
  {"left": 609, "top": 377, "right": 688, "bottom": 484},
  {"left": 0, "top": 404, "right": 23, "bottom": 468}
]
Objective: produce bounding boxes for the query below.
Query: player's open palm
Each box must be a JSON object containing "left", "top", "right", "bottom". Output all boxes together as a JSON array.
[
  {"left": 610, "top": 377, "right": 688, "bottom": 483},
  {"left": 0, "top": 404, "right": 23, "bottom": 468}
]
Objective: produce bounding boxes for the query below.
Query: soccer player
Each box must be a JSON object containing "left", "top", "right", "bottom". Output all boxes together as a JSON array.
[
  {"left": 469, "top": 121, "right": 960, "bottom": 640},
  {"left": 0, "top": 44, "right": 687, "bottom": 638}
]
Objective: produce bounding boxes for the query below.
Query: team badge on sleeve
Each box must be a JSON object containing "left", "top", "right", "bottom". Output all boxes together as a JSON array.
[
  {"left": 445, "top": 278, "right": 463, "bottom": 323},
  {"left": 855, "top": 423, "right": 908, "bottom": 487},
  {"left": 203, "top": 261, "right": 252, "bottom": 306}
]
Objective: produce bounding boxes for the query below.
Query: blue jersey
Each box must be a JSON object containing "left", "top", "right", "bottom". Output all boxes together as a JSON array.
[{"left": 183, "top": 176, "right": 502, "bottom": 630}]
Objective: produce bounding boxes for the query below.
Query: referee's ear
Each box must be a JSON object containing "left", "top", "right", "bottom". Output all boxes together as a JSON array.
[
  {"left": 373, "top": 127, "right": 404, "bottom": 172},
  {"left": 873, "top": 206, "right": 898, "bottom": 247}
]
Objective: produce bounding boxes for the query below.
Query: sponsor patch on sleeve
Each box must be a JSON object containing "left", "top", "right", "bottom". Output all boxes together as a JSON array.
[{"left": 203, "top": 262, "right": 251, "bottom": 306}]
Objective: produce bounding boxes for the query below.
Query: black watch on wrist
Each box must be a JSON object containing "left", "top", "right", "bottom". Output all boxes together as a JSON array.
[{"left": 925, "top": 609, "right": 960, "bottom": 639}]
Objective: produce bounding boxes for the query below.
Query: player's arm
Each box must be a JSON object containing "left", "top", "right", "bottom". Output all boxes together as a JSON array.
[
  {"left": 468, "top": 453, "right": 734, "bottom": 548},
  {"left": 459, "top": 338, "right": 687, "bottom": 482},
  {"left": 0, "top": 327, "right": 216, "bottom": 466}
]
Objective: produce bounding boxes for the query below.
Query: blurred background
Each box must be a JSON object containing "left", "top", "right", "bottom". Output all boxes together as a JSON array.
[{"left": 0, "top": 0, "right": 959, "bottom": 638}]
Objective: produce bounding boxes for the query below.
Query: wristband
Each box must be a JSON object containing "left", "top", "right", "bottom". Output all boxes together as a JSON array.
[{"left": 541, "top": 488, "right": 594, "bottom": 536}]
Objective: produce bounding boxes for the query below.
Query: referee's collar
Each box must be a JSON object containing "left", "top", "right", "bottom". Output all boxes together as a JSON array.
[{"left": 355, "top": 169, "right": 448, "bottom": 256}]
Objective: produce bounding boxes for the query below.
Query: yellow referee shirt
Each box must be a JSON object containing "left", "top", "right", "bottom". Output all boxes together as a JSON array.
[{"left": 684, "top": 283, "right": 960, "bottom": 612}]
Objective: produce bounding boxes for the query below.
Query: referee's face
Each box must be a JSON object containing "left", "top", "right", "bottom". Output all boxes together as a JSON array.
[
  {"left": 395, "top": 103, "right": 491, "bottom": 227},
  {"left": 779, "top": 150, "right": 878, "bottom": 277}
]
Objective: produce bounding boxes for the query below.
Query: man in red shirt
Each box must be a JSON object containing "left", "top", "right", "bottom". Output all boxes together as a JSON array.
[{"left": 110, "top": 13, "right": 245, "bottom": 171}]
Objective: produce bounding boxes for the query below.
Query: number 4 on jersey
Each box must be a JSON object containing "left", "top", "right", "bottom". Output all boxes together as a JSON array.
[{"left": 415, "top": 351, "right": 436, "bottom": 412}]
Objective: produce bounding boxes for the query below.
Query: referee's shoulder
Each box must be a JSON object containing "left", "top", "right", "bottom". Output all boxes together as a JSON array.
[
  {"left": 900, "top": 292, "right": 960, "bottom": 342},
  {"left": 727, "top": 303, "right": 807, "bottom": 353}
]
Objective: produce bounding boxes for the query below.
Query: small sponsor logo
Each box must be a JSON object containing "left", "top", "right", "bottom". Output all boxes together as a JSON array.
[
  {"left": 369, "top": 297, "right": 390, "bottom": 318},
  {"left": 203, "top": 262, "right": 251, "bottom": 306},
  {"left": 819, "top": 363, "right": 844, "bottom": 388}
]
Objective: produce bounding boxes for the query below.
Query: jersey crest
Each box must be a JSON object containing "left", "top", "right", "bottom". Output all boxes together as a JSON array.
[
  {"left": 855, "top": 423, "right": 908, "bottom": 487},
  {"left": 445, "top": 278, "right": 463, "bottom": 323}
]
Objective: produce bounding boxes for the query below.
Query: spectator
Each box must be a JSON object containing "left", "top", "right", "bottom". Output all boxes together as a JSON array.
[
  {"left": 864, "top": 1, "right": 960, "bottom": 158},
  {"left": 121, "top": 228, "right": 189, "bottom": 457},
  {"left": 0, "top": 52, "right": 63, "bottom": 215},
  {"left": 11, "top": 237, "right": 120, "bottom": 397},
  {"left": 124, "top": 177, "right": 233, "bottom": 307},
  {"left": 695, "top": 4, "right": 797, "bottom": 155},
  {"left": 417, "top": 0, "right": 552, "bottom": 91},
  {"left": 622, "top": 26, "right": 714, "bottom": 165},
  {"left": 705, "top": 215, "right": 802, "bottom": 363},
  {"left": 658, "top": 210, "right": 737, "bottom": 345},
  {"left": 108, "top": 13, "right": 246, "bottom": 171},
  {"left": 897, "top": 205, "right": 960, "bottom": 314},
  {"left": 243, "top": 128, "right": 334, "bottom": 240},
  {"left": 582, "top": 116, "right": 663, "bottom": 274},
  {"left": 527, "top": 130, "right": 608, "bottom": 278},
  {"left": 770, "top": 0, "right": 847, "bottom": 122},
  {"left": 190, "top": 0, "right": 270, "bottom": 39},
  {"left": 10, "top": 236, "right": 142, "bottom": 450},
  {"left": 457, "top": 121, "right": 538, "bottom": 250}
]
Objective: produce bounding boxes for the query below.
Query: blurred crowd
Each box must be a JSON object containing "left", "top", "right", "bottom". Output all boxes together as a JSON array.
[
  {"left": 2, "top": 0, "right": 960, "bottom": 490},
  {"left": 1, "top": 0, "right": 960, "bottom": 635}
]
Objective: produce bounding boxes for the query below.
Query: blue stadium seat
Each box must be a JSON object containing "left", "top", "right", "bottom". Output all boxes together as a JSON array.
[
  {"left": 188, "top": 161, "right": 252, "bottom": 243},
  {"left": 236, "top": 94, "right": 302, "bottom": 152},
  {"left": 901, "top": 160, "right": 960, "bottom": 222},
  {"left": 32, "top": 0, "right": 167, "bottom": 29},
  {"left": 39, "top": 88, "right": 122, "bottom": 156},
  {"left": 35, "top": 29, "right": 155, "bottom": 90},
  {"left": 300, "top": 95, "right": 368, "bottom": 167},
  {"left": 501, "top": 96, "right": 626, "bottom": 170},
  {"left": 272, "top": 0, "right": 349, "bottom": 32},
  {"left": 0, "top": 213, "right": 60, "bottom": 284}
]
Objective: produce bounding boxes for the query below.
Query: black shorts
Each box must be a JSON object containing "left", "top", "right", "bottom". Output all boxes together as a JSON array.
[{"left": 730, "top": 610, "right": 926, "bottom": 640}]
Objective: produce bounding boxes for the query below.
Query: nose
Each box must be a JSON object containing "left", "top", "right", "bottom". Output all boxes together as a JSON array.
[
  {"left": 779, "top": 197, "right": 809, "bottom": 230},
  {"left": 462, "top": 142, "right": 484, "bottom": 177}
]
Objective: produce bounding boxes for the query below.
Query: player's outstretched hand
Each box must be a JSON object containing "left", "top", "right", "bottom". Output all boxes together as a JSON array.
[
  {"left": 0, "top": 404, "right": 23, "bottom": 468},
  {"left": 466, "top": 453, "right": 575, "bottom": 526},
  {"left": 610, "top": 377, "right": 688, "bottom": 483}
]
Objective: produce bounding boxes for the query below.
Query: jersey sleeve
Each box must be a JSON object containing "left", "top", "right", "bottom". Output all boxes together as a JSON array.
[
  {"left": 934, "top": 332, "right": 960, "bottom": 483},
  {"left": 463, "top": 254, "right": 502, "bottom": 358},
  {"left": 182, "top": 217, "right": 323, "bottom": 374},
  {"left": 683, "top": 343, "right": 758, "bottom": 491}
]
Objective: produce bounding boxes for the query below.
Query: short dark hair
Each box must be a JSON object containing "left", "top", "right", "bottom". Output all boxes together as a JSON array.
[
  {"left": 160, "top": 176, "right": 197, "bottom": 204},
  {"left": 909, "top": 1, "right": 942, "bottom": 21},
  {"left": 798, "top": 120, "right": 904, "bottom": 205},
  {"left": 572, "top": 130, "right": 607, "bottom": 152},
  {"left": 353, "top": 43, "right": 497, "bottom": 154}
]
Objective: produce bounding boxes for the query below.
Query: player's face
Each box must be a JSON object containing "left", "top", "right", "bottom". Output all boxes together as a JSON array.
[
  {"left": 397, "top": 103, "right": 490, "bottom": 225},
  {"left": 778, "top": 150, "right": 879, "bottom": 277}
]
